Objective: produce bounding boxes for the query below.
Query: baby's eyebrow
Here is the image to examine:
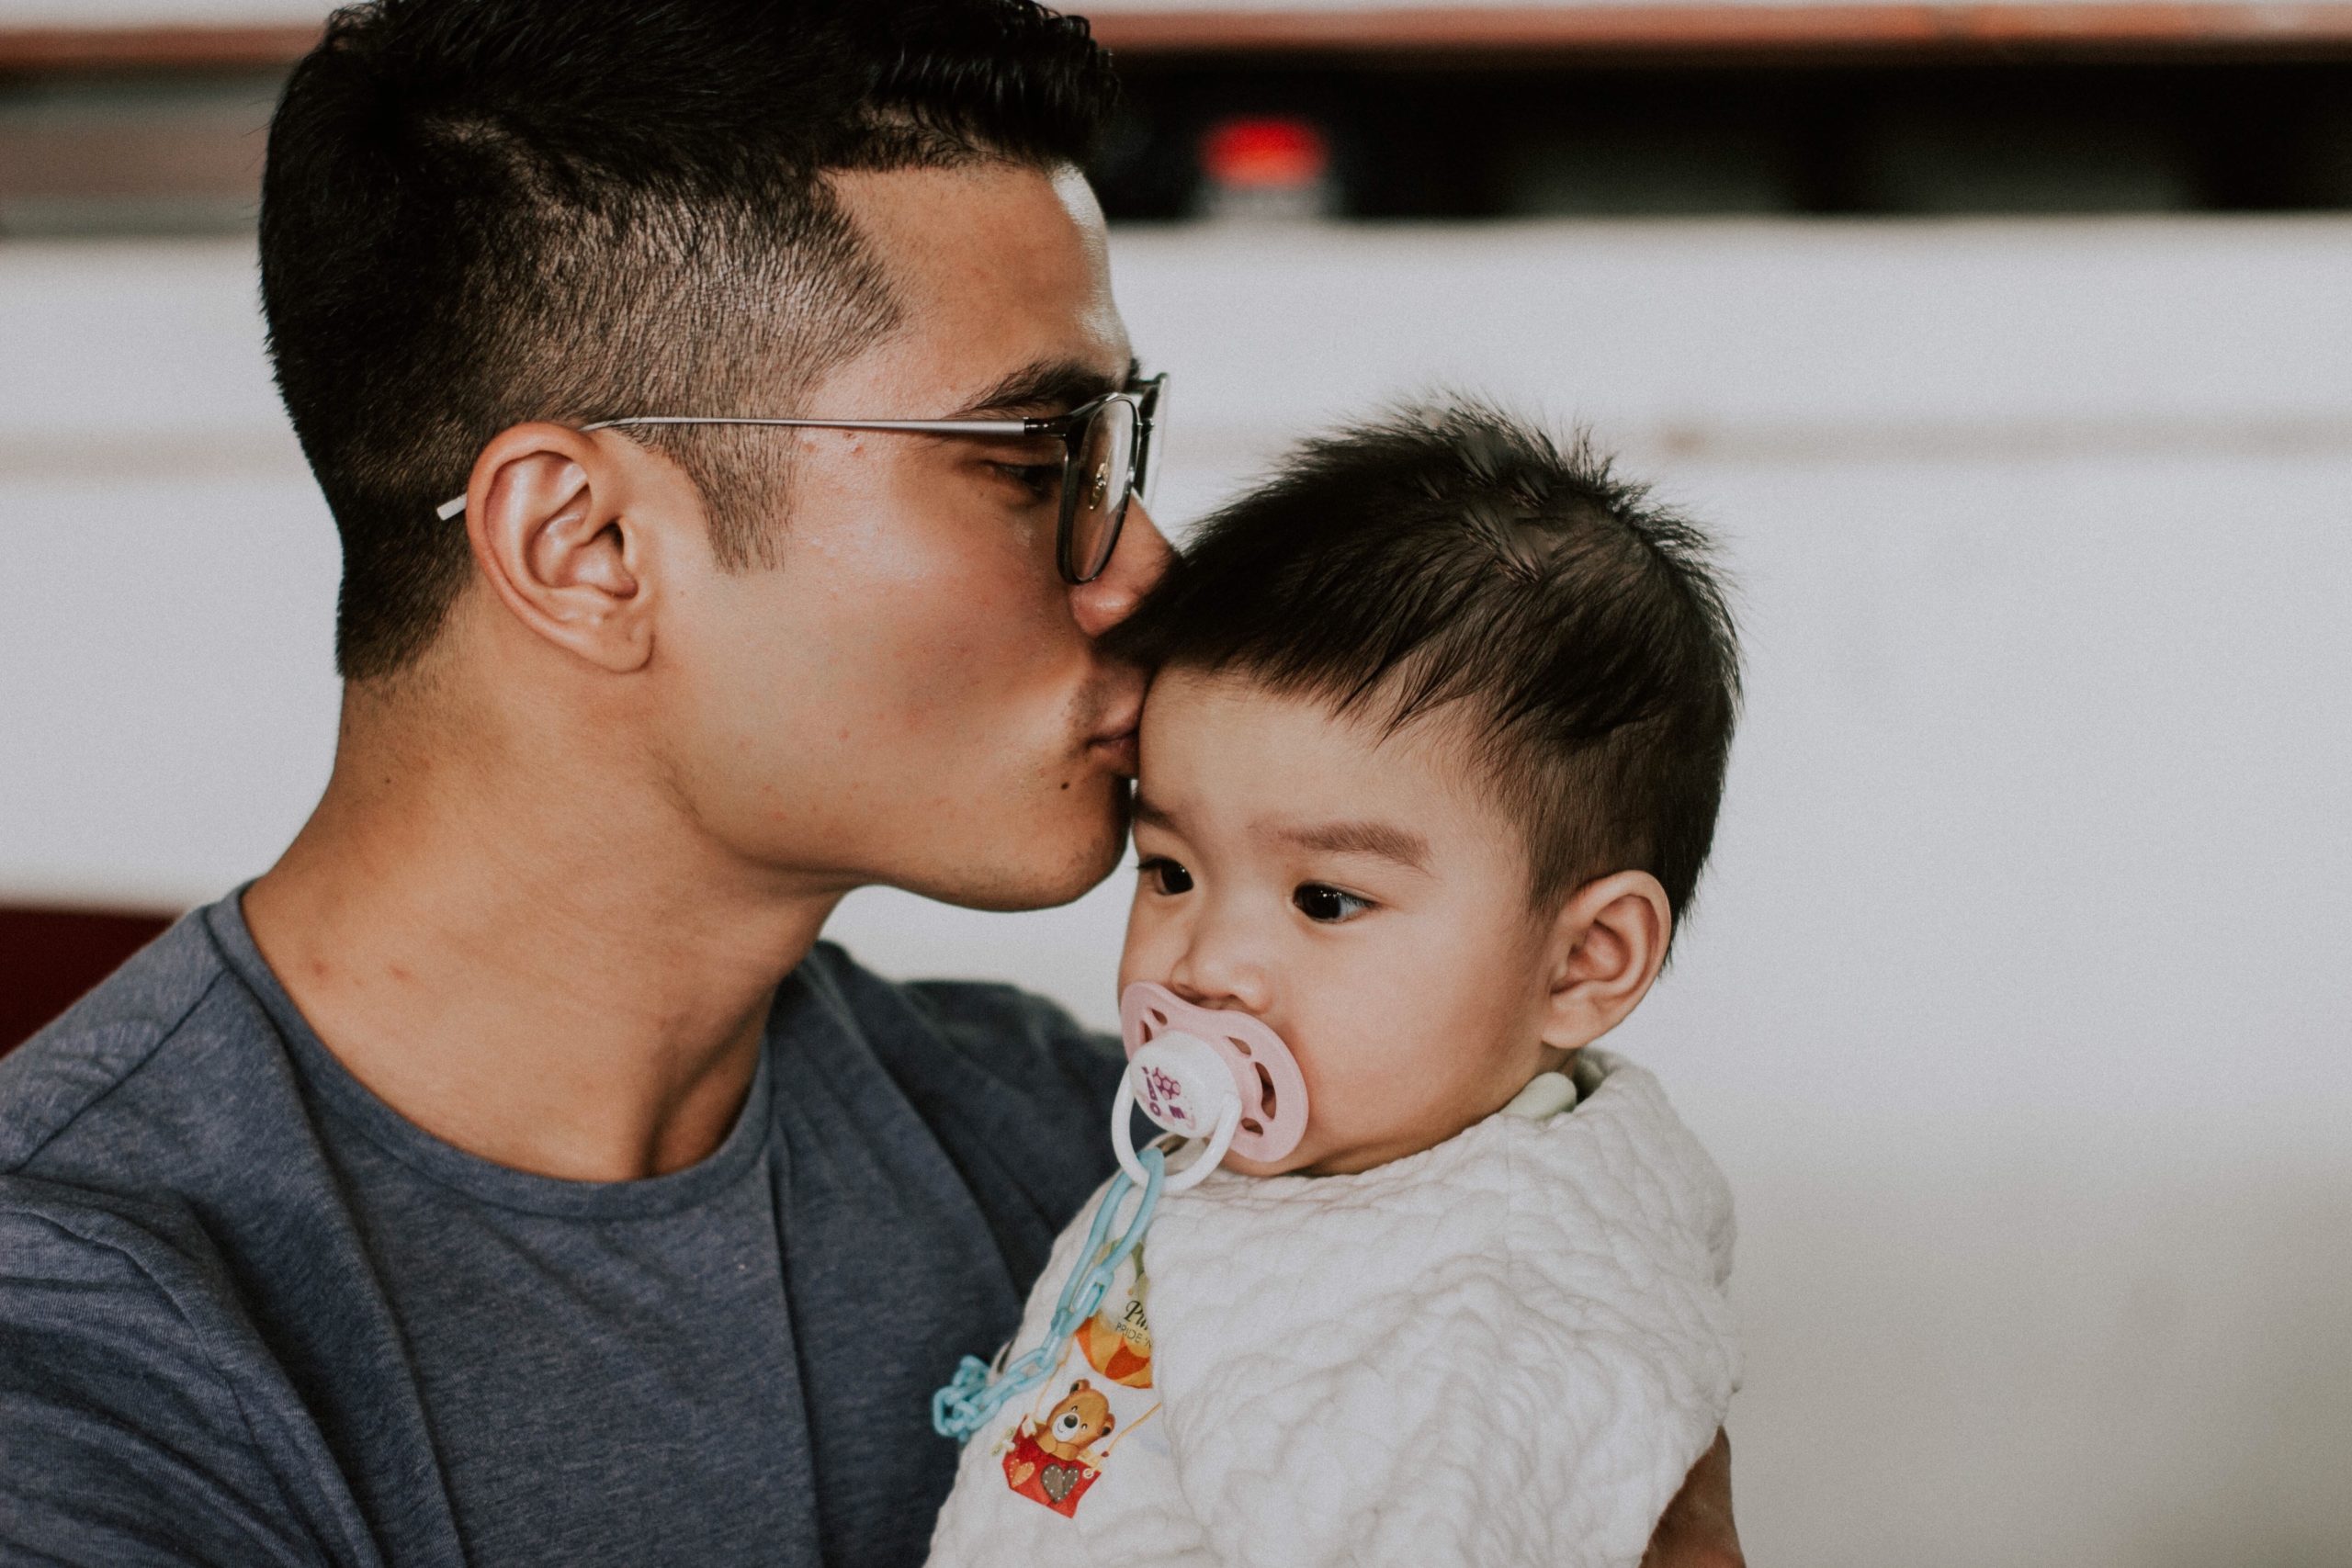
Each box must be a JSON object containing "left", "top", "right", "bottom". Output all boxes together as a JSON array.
[{"left": 1265, "top": 818, "right": 1431, "bottom": 873}]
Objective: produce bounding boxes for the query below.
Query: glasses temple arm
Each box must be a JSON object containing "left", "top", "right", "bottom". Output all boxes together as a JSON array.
[{"left": 430, "top": 401, "right": 1145, "bottom": 521}]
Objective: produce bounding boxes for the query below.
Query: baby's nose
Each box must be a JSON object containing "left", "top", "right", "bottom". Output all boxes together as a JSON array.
[{"left": 1165, "top": 932, "right": 1272, "bottom": 1015}]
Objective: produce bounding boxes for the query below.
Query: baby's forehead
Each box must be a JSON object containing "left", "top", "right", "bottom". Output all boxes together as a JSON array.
[
  {"left": 1143, "top": 664, "right": 1480, "bottom": 757},
  {"left": 1136, "top": 667, "right": 1500, "bottom": 838}
]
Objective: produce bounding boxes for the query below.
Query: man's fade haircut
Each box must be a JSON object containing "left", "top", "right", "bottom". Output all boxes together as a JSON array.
[
  {"left": 1112, "top": 401, "right": 1741, "bottom": 928},
  {"left": 261, "top": 0, "right": 1119, "bottom": 680}
]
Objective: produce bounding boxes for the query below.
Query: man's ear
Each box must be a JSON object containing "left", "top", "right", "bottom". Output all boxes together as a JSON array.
[
  {"left": 460, "top": 422, "right": 657, "bottom": 673},
  {"left": 1538, "top": 870, "right": 1674, "bottom": 1053}
]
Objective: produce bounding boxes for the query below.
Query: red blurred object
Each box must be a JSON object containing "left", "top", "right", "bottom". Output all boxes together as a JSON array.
[
  {"left": 1200, "top": 117, "right": 1331, "bottom": 189},
  {"left": 1, "top": 906, "right": 176, "bottom": 1055}
]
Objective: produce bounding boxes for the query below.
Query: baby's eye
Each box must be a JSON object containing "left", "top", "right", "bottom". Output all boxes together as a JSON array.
[
  {"left": 1138, "top": 857, "right": 1194, "bottom": 896},
  {"left": 1293, "top": 883, "right": 1374, "bottom": 924}
]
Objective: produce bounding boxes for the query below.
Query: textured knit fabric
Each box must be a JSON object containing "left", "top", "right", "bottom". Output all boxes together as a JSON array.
[
  {"left": 924, "top": 1050, "right": 1739, "bottom": 1568},
  {"left": 0, "top": 894, "right": 1125, "bottom": 1568}
]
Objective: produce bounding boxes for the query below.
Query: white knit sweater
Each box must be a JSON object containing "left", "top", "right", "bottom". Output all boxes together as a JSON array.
[{"left": 924, "top": 1050, "right": 1741, "bottom": 1567}]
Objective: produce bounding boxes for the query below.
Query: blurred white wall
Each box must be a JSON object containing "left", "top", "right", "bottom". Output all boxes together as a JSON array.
[{"left": 5, "top": 218, "right": 2350, "bottom": 1565}]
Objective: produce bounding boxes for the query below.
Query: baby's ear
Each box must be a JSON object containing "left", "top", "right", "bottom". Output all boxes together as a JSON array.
[{"left": 1538, "top": 871, "right": 1672, "bottom": 1052}]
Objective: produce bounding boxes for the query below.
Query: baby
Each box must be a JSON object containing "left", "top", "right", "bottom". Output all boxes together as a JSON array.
[{"left": 926, "top": 402, "right": 1743, "bottom": 1568}]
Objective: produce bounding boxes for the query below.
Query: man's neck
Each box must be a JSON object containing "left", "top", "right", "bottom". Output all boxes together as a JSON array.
[{"left": 244, "top": 708, "right": 842, "bottom": 1182}]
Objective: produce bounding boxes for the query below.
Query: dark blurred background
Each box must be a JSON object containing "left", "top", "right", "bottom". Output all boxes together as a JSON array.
[
  {"left": 17, "top": 34, "right": 2352, "bottom": 237},
  {"left": 1102, "top": 55, "right": 2352, "bottom": 220}
]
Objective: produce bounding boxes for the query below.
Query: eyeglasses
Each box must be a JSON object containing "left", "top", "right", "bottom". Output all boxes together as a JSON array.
[{"left": 434, "top": 373, "right": 1167, "bottom": 586}]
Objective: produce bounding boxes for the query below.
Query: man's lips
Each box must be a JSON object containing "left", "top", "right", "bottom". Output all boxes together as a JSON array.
[
  {"left": 1081, "top": 671, "right": 1146, "bottom": 776},
  {"left": 1086, "top": 720, "right": 1140, "bottom": 776}
]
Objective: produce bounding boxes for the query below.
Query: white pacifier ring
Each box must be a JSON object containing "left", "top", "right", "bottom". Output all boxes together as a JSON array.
[{"left": 1113, "top": 1032, "right": 1244, "bottom": 1192}]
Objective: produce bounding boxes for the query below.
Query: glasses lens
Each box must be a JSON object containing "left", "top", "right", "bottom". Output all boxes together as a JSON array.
[{"left": 1062, "top": 396, "right": 1138, "bottom": 583}]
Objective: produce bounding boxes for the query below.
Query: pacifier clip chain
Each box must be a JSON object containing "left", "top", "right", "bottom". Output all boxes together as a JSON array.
[
  {"left": 930, "top": 983, "right": 1313, "bottom": 1444},
  {"left": 932, "top": 1145, "right": 1165, "bottom": 1441}
]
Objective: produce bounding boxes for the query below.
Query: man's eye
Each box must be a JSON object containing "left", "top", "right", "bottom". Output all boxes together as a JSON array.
[
  {"left": 995, "top": 461, "right": 1062, "bottom": 502},
  {"left": 1138, "top": 857, "right": 1193, "bottom": 896},
  {"left": 1293, "top": 884, "right": 1374, "bottom": 923},
  {"left": 987, "top": 440, "right": 1064, "bottom": 503}
]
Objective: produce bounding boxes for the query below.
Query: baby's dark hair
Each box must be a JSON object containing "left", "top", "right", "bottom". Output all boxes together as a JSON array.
[{"left": 1112, "top": 400, "right": 1740, "bottom": 927}]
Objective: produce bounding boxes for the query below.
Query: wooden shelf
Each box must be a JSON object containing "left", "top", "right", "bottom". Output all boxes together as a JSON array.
[
  {"left": 8, "top": 3, "right": 2352, "bottom": 75},
  {"left": 1089, "top": 2, "right": 2352, "bottom": 58},
  {"left": 0, "top": 24, "right": 319, "bottom": 72}
]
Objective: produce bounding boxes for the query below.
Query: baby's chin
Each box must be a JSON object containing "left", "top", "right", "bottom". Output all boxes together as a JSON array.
[
  {"left": 1218, "top": 1138, "right": 1400, "bottom": 1180},
  {"left": 1217, "top": 1110, "right": 1501, "bottom": 1179},
  {"left": 1213, "top": 1148, "right": 1310, "bottom": 1180}
]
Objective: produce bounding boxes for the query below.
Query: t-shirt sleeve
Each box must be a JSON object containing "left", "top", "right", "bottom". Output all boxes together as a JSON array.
[{"left": 0, "top": 1201, "right": 324, "bottom": 1568}]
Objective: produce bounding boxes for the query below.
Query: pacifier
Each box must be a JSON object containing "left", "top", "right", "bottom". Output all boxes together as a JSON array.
[{"left": 1112, "top": 982, "right": 1309, "bottom": 1192}]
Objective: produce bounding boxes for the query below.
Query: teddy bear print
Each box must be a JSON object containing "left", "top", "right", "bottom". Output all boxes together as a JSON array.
[{"left": 1003, "top": 1380, "right": 1115, "bottom": 1517}]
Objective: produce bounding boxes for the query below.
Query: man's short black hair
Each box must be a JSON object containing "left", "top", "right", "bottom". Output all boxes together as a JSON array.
[
  {"left": 261, "top": 0, "right": 1119, "bottom": 679},
  {"left": 1113, "top": 401, "right": 1741, "bottom": 927}
]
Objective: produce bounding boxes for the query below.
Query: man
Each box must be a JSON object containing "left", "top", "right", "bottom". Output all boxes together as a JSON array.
[{"left": 0, "top": 2, "right": 1739, "bottom": 1562}]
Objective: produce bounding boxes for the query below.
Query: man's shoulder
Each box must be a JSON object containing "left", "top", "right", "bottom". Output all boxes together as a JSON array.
[
  {"left": 0, "top": 902, "right": 304, "bottom": 1202},
  {"left": 0, "top": 913, "right": 284, "bottom": 1530},
  {"left": 0, "top": 908, "right": 242, "bottom": 1171}
]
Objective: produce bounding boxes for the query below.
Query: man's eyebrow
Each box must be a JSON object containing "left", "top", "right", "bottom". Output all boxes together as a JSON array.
[
  {"left": 953, "top": 354, "right": 1140, "bottom": 419},
  {"left": 1264, "top": 818, "right": 1432, "bottom": 873}
]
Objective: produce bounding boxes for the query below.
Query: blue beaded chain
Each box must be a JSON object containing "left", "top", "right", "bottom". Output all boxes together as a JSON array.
[{"left": 931, "top": 1143, "right": 1167, "bottom": 1443}]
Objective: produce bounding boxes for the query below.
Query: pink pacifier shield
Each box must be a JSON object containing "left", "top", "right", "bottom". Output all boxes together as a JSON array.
[{"left": 1118, "top": 982, "right": 1308, "bottom": 1163}]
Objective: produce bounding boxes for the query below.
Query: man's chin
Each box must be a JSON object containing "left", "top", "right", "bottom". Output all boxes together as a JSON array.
[{"left": 900, "top": 788, "right": 1130, "bottom": 913}]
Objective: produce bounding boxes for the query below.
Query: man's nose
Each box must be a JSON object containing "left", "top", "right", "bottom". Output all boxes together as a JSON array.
[{"left": 1069, "top": 499, "right": 1171, "bottom": 641}]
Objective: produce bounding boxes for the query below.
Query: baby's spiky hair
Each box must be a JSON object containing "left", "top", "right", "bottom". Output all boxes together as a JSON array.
[{"left": 1113, "top": 400, "right": 1741, "bottom": 926}]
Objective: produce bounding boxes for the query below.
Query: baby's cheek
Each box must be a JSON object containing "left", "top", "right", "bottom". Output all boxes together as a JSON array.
[
  {"left": 1364, "top": 999, "right": 1515, "bottom": 1138},
  {"left": 1313, "top": 1037, "right": 1431, "bottom": 1141},
  {"left": 1115, "top": 891, "right": 1173, "bottom": 987}
]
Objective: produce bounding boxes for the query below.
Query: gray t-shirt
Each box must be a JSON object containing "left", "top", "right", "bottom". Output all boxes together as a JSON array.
[{"left": 0, "top": 895, "right": 1125, "bottom": 1567}]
